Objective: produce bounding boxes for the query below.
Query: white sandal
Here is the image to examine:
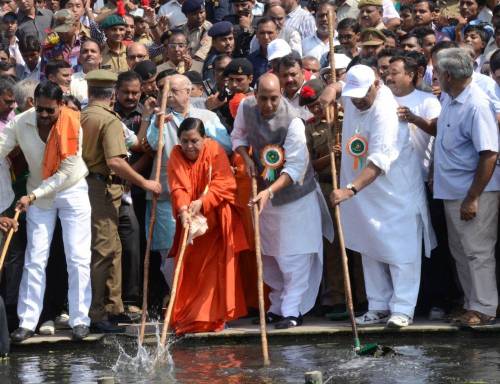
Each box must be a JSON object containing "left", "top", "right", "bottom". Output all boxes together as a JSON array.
[{"left": 386, "top": 313, "right": 413, "bottom": 328}]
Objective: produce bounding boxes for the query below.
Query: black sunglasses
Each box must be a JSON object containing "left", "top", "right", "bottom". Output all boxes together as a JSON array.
[{"left": 36, "top": 106, "right": 56, "bottom": 114}]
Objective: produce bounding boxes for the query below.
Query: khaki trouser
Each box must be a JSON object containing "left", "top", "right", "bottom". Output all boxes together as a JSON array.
[
  {"left": 444, "top": 191, "right": 500, "bottom": 317},
  {"left": 319, "top": 182, "right": 366, "bottom": 307},
  {"left": 87, "top": 177, "right": 124, "bottom": 321}
]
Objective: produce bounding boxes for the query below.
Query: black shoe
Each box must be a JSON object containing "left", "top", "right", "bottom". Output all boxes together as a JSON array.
[
  {"left": 72, "top": 325, "right": 90, "bottom": 340},
  {"left": 274, "top": 315, "right": 303, "bottom": 329},
  {"left": 10, "top": 327, "right": 34, "bottom": 342},
  {"left": 90, "top": 320, "right": 126, "bottom": 334},
  {"left": 252, "top": 312, "right": 283, "bottom": 325},
  {"left": 109, "top": 312, "right": 141, "bottom": 324}
]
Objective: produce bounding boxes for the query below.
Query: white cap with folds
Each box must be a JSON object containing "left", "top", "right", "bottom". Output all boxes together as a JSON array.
[
  {"left": 342, "top": 64, "right": 376, "bottom": 98},
  {"left": 267, "top": 39, "right": 292, "bottom": 61}
]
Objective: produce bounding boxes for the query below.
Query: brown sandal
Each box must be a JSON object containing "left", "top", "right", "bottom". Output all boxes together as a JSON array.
[{"left": 455, "top": 310, "right": 496, "bottom": 327}]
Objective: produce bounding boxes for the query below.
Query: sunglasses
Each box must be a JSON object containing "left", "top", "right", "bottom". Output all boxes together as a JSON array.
[{"left": 36, "top": 106, "right": 56, "bottom": 114}]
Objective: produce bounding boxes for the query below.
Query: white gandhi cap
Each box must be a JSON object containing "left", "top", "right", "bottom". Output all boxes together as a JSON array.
[
  {"left": 342, "top": 64, "right": 376, "bottom": 98},
  {"left": 267, "top": 39, "right": 292, "bottom": 61}
]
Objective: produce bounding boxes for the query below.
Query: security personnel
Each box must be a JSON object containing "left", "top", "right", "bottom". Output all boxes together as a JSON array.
[
  {"left": 181, "top": 0, "right": 213, "bottom": 74},
  {"left": 100, "top": 14, "right": 129, "bottom": 73},
  {"left": 224, "top": 0, "right": 261, "bottom": 58},
  {"left": 202, "top": 21, "right": 235, "bottom": 83},
  {"left": 81, "top": 70, "right": 161, "bottom": 333},
  {"left": 215, "top": 57, "right": 254, "bottom": 132},
  {"left": 299, "top": 79, "right": 367, "bottom": 319},
  {"left": 359, "top": 28, "right": 386, "bottom": 59}
]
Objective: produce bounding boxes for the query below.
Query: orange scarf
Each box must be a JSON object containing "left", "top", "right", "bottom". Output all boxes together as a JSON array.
[{"left": 42, "top": 106, "right": 80, "bottom": 179}]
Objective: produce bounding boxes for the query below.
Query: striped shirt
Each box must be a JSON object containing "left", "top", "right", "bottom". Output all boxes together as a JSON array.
[{"left": 284, "top": 6, "right": 316, "bottom": 41}]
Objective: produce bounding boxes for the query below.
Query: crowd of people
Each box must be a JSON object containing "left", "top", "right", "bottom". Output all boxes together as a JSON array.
[{"left": 0, "top": 0, "right": 498, "bottom": 349}]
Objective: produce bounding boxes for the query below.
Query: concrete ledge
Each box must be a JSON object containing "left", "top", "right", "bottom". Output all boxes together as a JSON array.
[{"left": 11, "top": 331, "right": 105, "bottom": 346}]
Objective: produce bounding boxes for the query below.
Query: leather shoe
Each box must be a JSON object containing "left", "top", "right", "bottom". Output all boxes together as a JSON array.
[
  {"left": 109, "top": 312, "right": 141, "bottom": 324},
  {"left": 252, "top": 312, "right": 283, "bottom": 325},
  {"left": 90, "top": 320, "right": 125, "bottom": 334},
  {"left": 274, "top": 315, "right": 303, "bottom": 329},
  {"left": 11, "top": 327, "right": 34, "bottom": 342},
  {"left": 72, "top": 325, "right": 90, "bottom": 340}
]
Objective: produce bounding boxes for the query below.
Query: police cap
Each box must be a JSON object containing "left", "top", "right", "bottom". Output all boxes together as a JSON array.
[
  {"left": 85, "top": 69, "right": 118, "bottom": 87},
  {"left": 208, "top": 21, "right": 233, "bottom": 38}
]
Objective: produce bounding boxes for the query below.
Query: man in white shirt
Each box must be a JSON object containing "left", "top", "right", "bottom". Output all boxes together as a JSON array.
[
  {"left": 282, "top": 0, "right": 316, "bottom": 40},
  {"left": 385, "top": 55, "right": 441, "bottom": 180},
  {"left": 330, "top": 65, "right": 435, "bottom": 328},
  {"left": 0, "top": 81, "right": 92, "bottom": 342},
  {"left": 302, "top": 2, "right": 338, "bottom": 62},
  {"left": 277, "top": 54, "right": 312, "bottom": 119},
  {"left": 232, "top": 73, "right": 332, "bottom": 328},
  {"left": 71, "top": 39, "right": 102, "bottom": 108}
]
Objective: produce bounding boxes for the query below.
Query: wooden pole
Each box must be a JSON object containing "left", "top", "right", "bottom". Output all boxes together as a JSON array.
[
  {"left": 0, "top": 210, "right": 20, "bottom": 274},
  {"left": 325, "top": 107, "right": 359, "bottom": 350},
  {"left": 160, "top": 224, "right": 189, "bottom": 346},
  {"left": 139, "top": 80, "right": 170, "bottom": 344},
  {"left": 251, "top": 177, "right": 270, "bottom": 366}
]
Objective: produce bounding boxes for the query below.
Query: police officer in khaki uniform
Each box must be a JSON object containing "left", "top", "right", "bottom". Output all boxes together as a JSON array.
[
  {"left": 299, "top": 79, "right": 366, "bottom": 319},
  {"left": 81, "top": 69, "right": 161, "bottom": 333}
]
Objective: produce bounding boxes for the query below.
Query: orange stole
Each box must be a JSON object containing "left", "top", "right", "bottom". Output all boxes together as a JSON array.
[
  {"left": 167, "top": 139, "right": 248, "bottom": 334},
  {"left": 42, "top": 106, "right": 80, "bottom": 179}
]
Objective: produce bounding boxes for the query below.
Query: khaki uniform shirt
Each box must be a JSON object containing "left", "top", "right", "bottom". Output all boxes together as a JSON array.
[
  {"left": 181, "top": 20, "right": 212, "bottom": 61},
  {"left": 81, "top": 100, "right": 127, "bottom": 176},
  {"left": 305, "top": 118, "right": 334, "bottom": 199},
  {"left": 157, "top": 60, "right": 186, "bottom": 74},
  {"left": 101, "top": 43, "right": 129, "bottom": 73}
]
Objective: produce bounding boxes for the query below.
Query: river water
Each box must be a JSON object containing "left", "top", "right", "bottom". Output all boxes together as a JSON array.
[{"left": 1, "top": 333, "right": 499, "bottom": 383}]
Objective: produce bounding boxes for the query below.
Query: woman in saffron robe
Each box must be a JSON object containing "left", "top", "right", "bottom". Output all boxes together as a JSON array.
[{"left": 167, "top": 117, "right": 248, "bottom": 334}]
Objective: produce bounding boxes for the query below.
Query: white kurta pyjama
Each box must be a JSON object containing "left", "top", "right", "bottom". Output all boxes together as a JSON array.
[
  {"left": 232, "top": 106, "right": 333, "bottom": 317},
  {"left": 340, "top": 86, "right": 436, "bottom": 317}
]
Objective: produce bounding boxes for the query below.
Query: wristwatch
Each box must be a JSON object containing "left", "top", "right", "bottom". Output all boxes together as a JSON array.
[{"left": 346, "top": 183, "right": 358, "bottom": 195}]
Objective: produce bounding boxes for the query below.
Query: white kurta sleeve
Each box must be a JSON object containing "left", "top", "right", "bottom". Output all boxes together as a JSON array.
[
  {"left": 231, "top": 100, "right": 249, "bottom": 150},
  {"left": 0, "top": 119, "right": 18, "bottom": 159},
  {"left": 281, "top": 117, "right": 309, "bottom": 184},
  {"left": 366, "top": 106, "right": 400, "bottom": 175}
]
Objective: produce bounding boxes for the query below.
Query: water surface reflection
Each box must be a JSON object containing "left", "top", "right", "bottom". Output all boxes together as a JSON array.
[{"left": 1, "top": 334, "right": 499, "bottom": 383}]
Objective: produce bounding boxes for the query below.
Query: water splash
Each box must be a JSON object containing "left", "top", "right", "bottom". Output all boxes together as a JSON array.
[{"left": 112, "top": 322, "right": 177, "bottom": 382}]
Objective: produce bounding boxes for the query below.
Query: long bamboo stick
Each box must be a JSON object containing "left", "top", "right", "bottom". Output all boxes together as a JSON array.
[
  {"left": 160, "top": 224, "right": 189, "bottom": 346},
  {"left": 139, "top": 80, "right": 170, "bottom": 344},
  {"left": 252, "top": 177, "right": 270, "bottom": 366},
  {"left": 0, "top": 210, "right": 20, "bottom": 274}
]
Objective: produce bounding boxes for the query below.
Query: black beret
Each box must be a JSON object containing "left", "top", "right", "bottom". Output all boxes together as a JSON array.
[
  {"left": 185, "top": 70, "right": 203, "bottom": 84},
  {"left": 208, "top": 21, "right": 233, "bottom": 37},
  {"left": 299, "top": 78, "right": 326, "bottom": 106},
  {"left": 181, "top": 0, "right": 204, "bottom": 14},
  {"left": 134, "top": 60, "right": 157, "bottom": 81},
  {"left": 223, "top": 58, "right": 253, "bottom": 76}
]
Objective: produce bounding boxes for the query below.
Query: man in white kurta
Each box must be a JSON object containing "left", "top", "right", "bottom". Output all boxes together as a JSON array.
[
  {"left": 232, "top": 73, "right": 332, "bottom": 328},
  {"left": 331, "top": 65, "right": 435, "bottom": 328},
  {"left": 0, "top": 82, "right": 92, "bottom": 342}
]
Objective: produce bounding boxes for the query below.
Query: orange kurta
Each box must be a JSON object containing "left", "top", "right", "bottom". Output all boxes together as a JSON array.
[{"left": 167, "top": 139, "right": 248, "bottom": 334}]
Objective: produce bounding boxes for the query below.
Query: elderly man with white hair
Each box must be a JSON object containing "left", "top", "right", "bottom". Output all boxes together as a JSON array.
[
  {"left": 145, "top": 74, "right": 231, "bottom": 286},
  {"left": 329, "top": 64, "right": 435, "bottom": 328},
  {"left": 433, "top": 48, "right": 499, "bottom": 327}
]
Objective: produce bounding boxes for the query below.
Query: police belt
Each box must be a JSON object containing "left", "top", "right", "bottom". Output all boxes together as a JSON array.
[{"left": 87, "top": 172, "right": 124, "bottom": 185}]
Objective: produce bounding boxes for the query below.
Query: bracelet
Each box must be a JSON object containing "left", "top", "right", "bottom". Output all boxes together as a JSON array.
[{"left": 267, "top": 188, "right": 274, "bottom": 200}]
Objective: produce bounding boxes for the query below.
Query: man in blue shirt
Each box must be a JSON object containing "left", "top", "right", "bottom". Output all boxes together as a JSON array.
[{"left": 433, "top": 47, "right": 499, "bottom": 327}]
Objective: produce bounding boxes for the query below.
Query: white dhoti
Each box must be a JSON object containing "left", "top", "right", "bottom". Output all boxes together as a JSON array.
[
  {"left": 260, "top": 187, "right": 332, "bottom": 317},
  {"left": 361, "top": 216, "right": 422, "bottom": 318},
  {"left": 17, "top": 179, "right": 92, "bottom": 331}
]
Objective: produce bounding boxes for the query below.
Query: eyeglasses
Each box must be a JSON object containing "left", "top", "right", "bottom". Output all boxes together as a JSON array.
[
  {"left": 36, "top": 106, "right": 56, "bottom": 114},
  {"left": 167, "top": 43, "right": 187, "bottom": 49}
]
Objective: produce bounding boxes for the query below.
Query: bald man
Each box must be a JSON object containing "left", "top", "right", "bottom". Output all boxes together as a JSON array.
[
  {"left": 126, "top": 43, "right": 150, "bottom": 70},
  {"left": 145, "top": 74, "right": 232, "bottom": 285},
  {"left": 231, "top": 73, "right": 333, "bottom": 329}
]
